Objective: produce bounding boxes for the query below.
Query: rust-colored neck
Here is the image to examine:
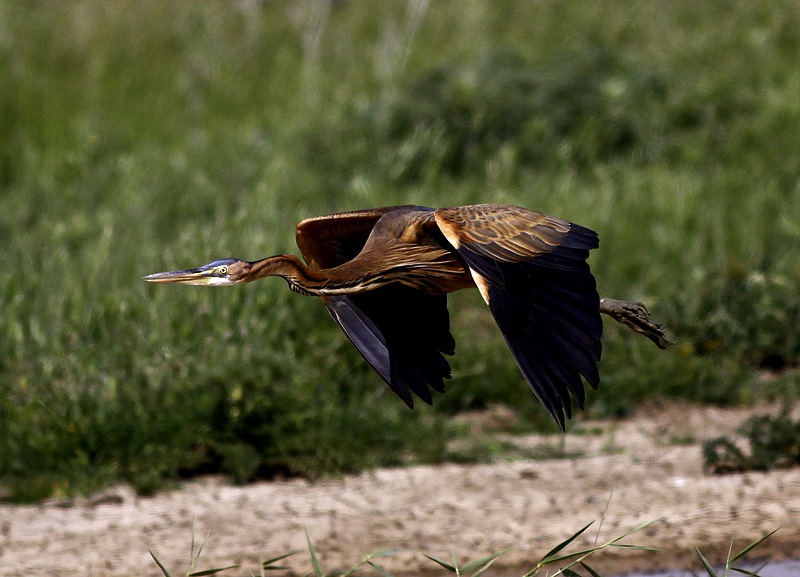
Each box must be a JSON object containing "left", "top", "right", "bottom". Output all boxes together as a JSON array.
[
  {"left": 247, "top": 255, "right": 328, "bottom": 295},
  {"left": 248, "top": 243, "right": 472, "bottom": 297}
]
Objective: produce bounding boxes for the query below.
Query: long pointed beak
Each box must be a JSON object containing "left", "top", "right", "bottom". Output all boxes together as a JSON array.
[{"left": 143, "top": 266, "right": 222, "bottom": 285}]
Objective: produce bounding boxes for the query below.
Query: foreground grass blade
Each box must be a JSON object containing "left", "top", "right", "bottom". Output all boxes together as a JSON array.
[
  {"left": 470, "top": 561, "right": 499, "bottom": 577},
  {"left": 150, "top": 547, "right": 239, "bottom": 577},
  {"left": 540, "top": 521, "right": 594, "bottom": 562},
  {"left": 367, "top": 560, "right": 397, "bottom": 577},
  {"left": 368, "top": 549, "right": 407, "bottom": 558},
  {"left": 580, "top": 561, "right": 603, "bottom": 577},
  {"left": 730, "top": 529, "right": 780, "bottom": 563},
  {"left": 461, "top": 548, "right": 510, "bottom": 576},
  {"left": 691, "top": 528, "right": 778, "bottom": 577},
  {"left": 191, "top": 528, "right": 212, "bottom": 572},
  {"left": 306, "top": 528, "right": 323, "bottom": 577},
  {"left": 524, "top": 518, "right": 661, "bottom": 576},
  {"left": 424, "top": 553, "right": 457, "bottom": 573},
  {"left": 340, "top": 549, "right": 405, "bottom": 577},
  {"left": 150, "top": 551, "right": 175, "bottom": 577},
  {"left": 694, "top": 546, "right": 718, "bottom": 577},
  {"left": 731, "top": 568, "right": 765, "bottom": 577},
  {"left": 262, "top": 550, "right": 301, "bottom": 571},
  {"left": 188, "top": 565, "right": 239, "bottom": 576}
]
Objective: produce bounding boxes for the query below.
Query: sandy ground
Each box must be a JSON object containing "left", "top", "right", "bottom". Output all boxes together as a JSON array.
[{"left": 1, "top": 403, "right": 799, "bottom": 577}]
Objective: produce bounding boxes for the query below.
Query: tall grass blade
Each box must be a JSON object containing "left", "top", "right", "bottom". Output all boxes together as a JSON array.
[
  {"left": 469, "top": 558, "right": 501, "bottom": 577},
  {"left": 694, "top": 546, "right": 719, "bottom": 577},
  {"left": 192, "top": 529, "right": 212, "bottom": 569},
  {"left": 150, "top": 550, "right": 175, "bottom": 577},
  {"left": 729, "top": 529, "right": 779, "bottom": 563},
  {"left": 460, "top": 549, "right": 509, "bottom": 573},
  {"left": 368, "top": 549, "right": 406, "bottom": 558},
  {"left": 305, "top": 528, "right": 324, "bottom": 577},
  {"left": 190, "top": 520, "right": 197, "bottom": 565},
  {"left": 366, "top": 561, "right": 396, "bottom": 577},
  {"left": 594, "top": 492, "right": 614, "bottom": 546},
  {"left": 262, "top": 550, "right": 301, "bottom": 570},
  {"left": 609, "top": 544, "right": 660, "bottom": 551},
  {"left": 580, "top": 562, "right": 603, "bottom": 577},
  {"left": 423, "top": 554, "right": 457, "bottom": 572},
  {"left": 540, "top": 521, "right": 594, "bottom": 562},
  {"left": 620, "top": 518, "right": 662, "bottom": 536},
  {"left": 540, "top": 546, "right": 605, "bottom": 565},
  {"left": 189, "top": 565, "right": 239, "bottom": 576},
  {"left": 730, "top": 568, "right": 765, "bottom": 577}
]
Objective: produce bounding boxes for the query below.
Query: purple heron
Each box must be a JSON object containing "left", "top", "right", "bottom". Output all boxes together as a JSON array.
[{"left": 144, "top": 204, "right": 671, "bottom": 428}]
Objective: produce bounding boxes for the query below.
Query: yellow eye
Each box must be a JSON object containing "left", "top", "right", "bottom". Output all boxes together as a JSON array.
[{"left": 218, "top": 266, "right": 228, "bottom": 275}]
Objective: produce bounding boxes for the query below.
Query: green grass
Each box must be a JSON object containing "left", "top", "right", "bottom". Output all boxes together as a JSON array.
[
  {"left": 704, "top": 408, "right": 800, "bottom": 473},
  {"left": 150, "top": 519, "right": 661, "bottom": 577},
  {"left": 2, "top": 0, "right": 800, "bottom": 500},
  {"left": 149, "top": 522, "right": 779, "bottom": 577}
]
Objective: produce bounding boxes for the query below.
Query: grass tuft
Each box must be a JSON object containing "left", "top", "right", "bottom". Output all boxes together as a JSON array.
[
  {"left": 704, "top": 410, "right": 800, "bottom": 473},
  {"left": 148, "top": 521, "right": 780, "bottom": 577}
]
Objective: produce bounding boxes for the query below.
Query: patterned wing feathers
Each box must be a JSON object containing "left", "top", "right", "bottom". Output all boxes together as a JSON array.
[{"left": 434, "top": 204, "right": 598, "bottom": 265}]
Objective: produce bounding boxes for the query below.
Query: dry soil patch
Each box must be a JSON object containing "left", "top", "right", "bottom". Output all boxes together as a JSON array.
[{"left": 1, "top": 403, "right": 798, "bottom": 576}]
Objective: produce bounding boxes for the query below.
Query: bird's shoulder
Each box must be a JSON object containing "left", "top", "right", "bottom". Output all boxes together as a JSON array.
[{"left": 295, "top": 205, "right": 433, "bottom": 268}]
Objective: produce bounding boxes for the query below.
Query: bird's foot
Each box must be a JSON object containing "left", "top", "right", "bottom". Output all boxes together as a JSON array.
[{"left": 599, "top": 298, "right": 675, "bottom": 349}]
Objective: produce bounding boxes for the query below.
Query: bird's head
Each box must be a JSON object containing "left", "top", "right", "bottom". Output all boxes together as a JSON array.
[{"left": 143, "top": 258, "right": 253, "bottom": 286}]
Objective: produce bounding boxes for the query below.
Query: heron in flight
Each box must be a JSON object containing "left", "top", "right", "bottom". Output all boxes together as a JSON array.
[{"left": 144, "top": 204, "right": 671, "bottom": 428}]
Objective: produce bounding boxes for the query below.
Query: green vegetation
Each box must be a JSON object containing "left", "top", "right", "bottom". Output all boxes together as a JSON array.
[
  {"left": 151, "top": 519, "right": 660, "bottom": 577},
  {"left": 150, "top": 523, "right": 779, "bottom": 577},
  {"left": 704, "top": 409, "right": 800, "bottom": 473},
  {"left": 2, "top": 1, "right": 800, "bottom": 500}
]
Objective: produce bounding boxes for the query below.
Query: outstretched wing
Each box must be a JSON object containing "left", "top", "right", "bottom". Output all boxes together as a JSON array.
[
  {"left": 434, "top": 204, "right": 602, "bottom": 429},
  {"left": 295, "top": 206, "right": 427, "bottom": 269},
  {"left": 325, "top": 285, "right": 455, "bottom": 407},
  {"left": 295, "top": 206, "right": 454, "bottom": 406}
]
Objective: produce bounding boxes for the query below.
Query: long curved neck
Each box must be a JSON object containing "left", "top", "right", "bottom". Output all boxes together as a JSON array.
[
  {"left": 248, "top": 246, "right": 470, "bottom": 297},
  {"left": 250, "top": 252, "right": 399, "bottom": 296},
  {"left": 246, "top": 255, "right": 325, "bottom": 295},
  {"left": 249, "top": 254, "right": 382, "bottom": 296}
]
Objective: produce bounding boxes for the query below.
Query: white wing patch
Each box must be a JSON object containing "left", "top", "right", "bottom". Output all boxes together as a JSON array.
[
  {"left": 435, "top": 211, "right": 492, "bottom": 303},
  {"left": 435, "top": 213, "right": 461, "bottom": 249},
  {"left": 470, "top": 269, "right": 492, "bottom": 305}
]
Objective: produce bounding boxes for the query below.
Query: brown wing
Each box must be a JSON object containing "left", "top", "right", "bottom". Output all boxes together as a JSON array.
[
  {"left": 296, "top": 205, "right": 454, "bottom": 407},
  {"left": 326, "top": 286, "right": 455, "bottom": 408},
  {"left": 295, "top": 206, "right": 420, "bottom": 269},
  {"left": 434, "top": 204, "right": 602, "bottom": 429},
  {"left": 434, "top": 204, "right": 598, "bottom": 264}
]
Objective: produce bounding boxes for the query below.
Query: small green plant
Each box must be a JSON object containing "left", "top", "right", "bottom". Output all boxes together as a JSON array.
[
  {"left": 519, "top": 519, "right": 659, "bottom": 577},
  {"left": 423, "top": 549, "right": 509, "bottom": 577},
  {"left": 303, "top": 528, "right": 407, "bottom": 577},
  {"left": 149, "top": 519, "right": 659, "bottom": 577},
  {"left": 692, "top": 529, "right": 778, "bottom": 577},
  {"left": 704, "top": 411, "right": 800, "bottom": 473},
  {"left": 150, "top": 525, "right": 239, "bottom": 577},
  {"left": 422, "top": 520, "right": 658, "bottom": 577},
  {"left": 148, "top": 522, "right": 782, "bottom": 577}
]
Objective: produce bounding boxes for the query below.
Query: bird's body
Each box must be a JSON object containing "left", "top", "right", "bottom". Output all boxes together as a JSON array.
[
  {"left": 294, "top": 207, "right": 474, "bottom": 296},
  {"left": 145, "top": 204, "right": 671, "bottom": 428}
]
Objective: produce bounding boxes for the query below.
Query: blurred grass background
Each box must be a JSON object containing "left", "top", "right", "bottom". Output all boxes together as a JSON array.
[{"left": 2, "top": 0, "right": 800, "bottom": 501}]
